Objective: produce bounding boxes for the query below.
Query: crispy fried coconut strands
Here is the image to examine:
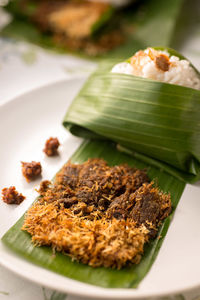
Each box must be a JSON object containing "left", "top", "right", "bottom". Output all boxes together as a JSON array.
[
  {"left": 22, "top": 158, "right": 171, "bottom": 269},
  {"left": 22, "top": 207, "right": 148, "bottom": 269}
]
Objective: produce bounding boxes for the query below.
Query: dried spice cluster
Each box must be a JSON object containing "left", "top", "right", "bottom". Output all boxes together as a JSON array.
[
  {"left": 22, "top": 159, "right": 171, "bottom": 269},
  {"left": 43, "top": 137, "right": 60, "bottom": 156},
  {"left": 2, "top": 186, "right": 25, "bottom": 205},
  {"left": 21, "top": 161, "right": 42, "bottom": 182}
]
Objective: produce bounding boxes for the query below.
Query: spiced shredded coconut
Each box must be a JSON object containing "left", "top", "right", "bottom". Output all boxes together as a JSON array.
[
  {"left": 2, "top": 186, "right": 25, "bottom": 205},
  {"left": 22, "top": 158, "right": 171, "bottom": 269},
  {"left": 43, "top": 137, "right": 60, "bottom": 156},
  {"left": 21, "top": 161, "right": 42, "bottom": 182}
]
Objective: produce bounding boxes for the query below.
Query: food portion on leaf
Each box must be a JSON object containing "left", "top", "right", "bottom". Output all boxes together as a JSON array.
[
  {"left": 32, "top": 0, "right": 125, "bottom": 55},
  {"left": 2, "top": 140, "right": 185, "bottom": 288},
  {"left": 2, "top": 0, "right": 184, "bottom": 58},
  {"left": 5, "top": 0, "right": 126, "bottom": 56},
  {"left": 63, "top": 47, "right": 200, "bottom": 182},
  {"left": 112, "top": 47, "right": 200, "bottom": 90},
  {"left": 22, "top": 158, "right": 171, "bottom": 269}
]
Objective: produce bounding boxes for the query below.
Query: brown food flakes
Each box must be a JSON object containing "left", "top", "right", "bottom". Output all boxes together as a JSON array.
[
  {"left": 2, "top": 186, "right": 25, "bottom": 205},
  {"left": 21, "top": 161, "right": 42, "bottom": 182},
  {"left": 22, "top": 158, "right": 172, "bottom": 269},
  {"left": 43, "top": 137, "right": 60, "bottom": 156},
  {"left": 38, "top": 180, "right": 52, "bottom": 193},
  {"left": 155, "top": 54, "right": 170, "bottom": 71}
]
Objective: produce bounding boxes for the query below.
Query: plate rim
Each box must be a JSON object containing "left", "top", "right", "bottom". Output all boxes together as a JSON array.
[{"left": 1, "top": 241, "right": 200, "bottom": 300}]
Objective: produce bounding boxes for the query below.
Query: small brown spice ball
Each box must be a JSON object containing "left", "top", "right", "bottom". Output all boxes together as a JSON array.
[
  {"left": 155, "top": 54, "right": 170, "bottom": 71},
  {"left": 1, "top": 186, "right": 25, "bottom": 205},
  {"left": 43, "top": 137, "right": 60, "bottom": 156},
  {"left": 21, "top": 161, "right": 42, "bottom": 182}
]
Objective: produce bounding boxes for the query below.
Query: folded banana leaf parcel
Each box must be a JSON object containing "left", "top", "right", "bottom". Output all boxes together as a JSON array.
[
  {"left": 64, "top": 47, "right": 200, "bottom": 183},
  {"left": 2, "top": 47, "right": 200, "bottom": 289}
]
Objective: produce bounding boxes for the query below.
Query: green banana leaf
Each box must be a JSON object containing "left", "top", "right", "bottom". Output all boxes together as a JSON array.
[
  {"left": 1, "top": 0, "right": 184, "bottom": 60},
  {"left": 2, "top": 140, "right": 185, "bottom": 288},
  {"left": 63, "top": 48, "right": 200, "bottom": 183}
]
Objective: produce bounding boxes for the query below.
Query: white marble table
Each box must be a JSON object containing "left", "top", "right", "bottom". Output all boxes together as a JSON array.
[{"left": 0, "top": 5, "right": 200, "bottom": 300}]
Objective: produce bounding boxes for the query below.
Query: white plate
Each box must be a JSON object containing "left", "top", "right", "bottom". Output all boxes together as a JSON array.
[{"left": 0, "top": 79, "right": 200, "bottom": 299}]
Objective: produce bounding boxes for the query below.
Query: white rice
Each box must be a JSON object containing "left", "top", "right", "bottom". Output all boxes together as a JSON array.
[{"left": 111, "top": 48, "right": 200, "bottom": 90}]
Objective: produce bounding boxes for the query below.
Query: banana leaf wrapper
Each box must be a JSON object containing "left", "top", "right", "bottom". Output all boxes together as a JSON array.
[
  {"left": 1, "top": 0, "right": 184, "bottom": 59},
  {"left": 2, "top": 140, "right": 185, "bottom": 288},
  {"left": 63, "top": 48, "right": 200, "bottom": 183}
]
